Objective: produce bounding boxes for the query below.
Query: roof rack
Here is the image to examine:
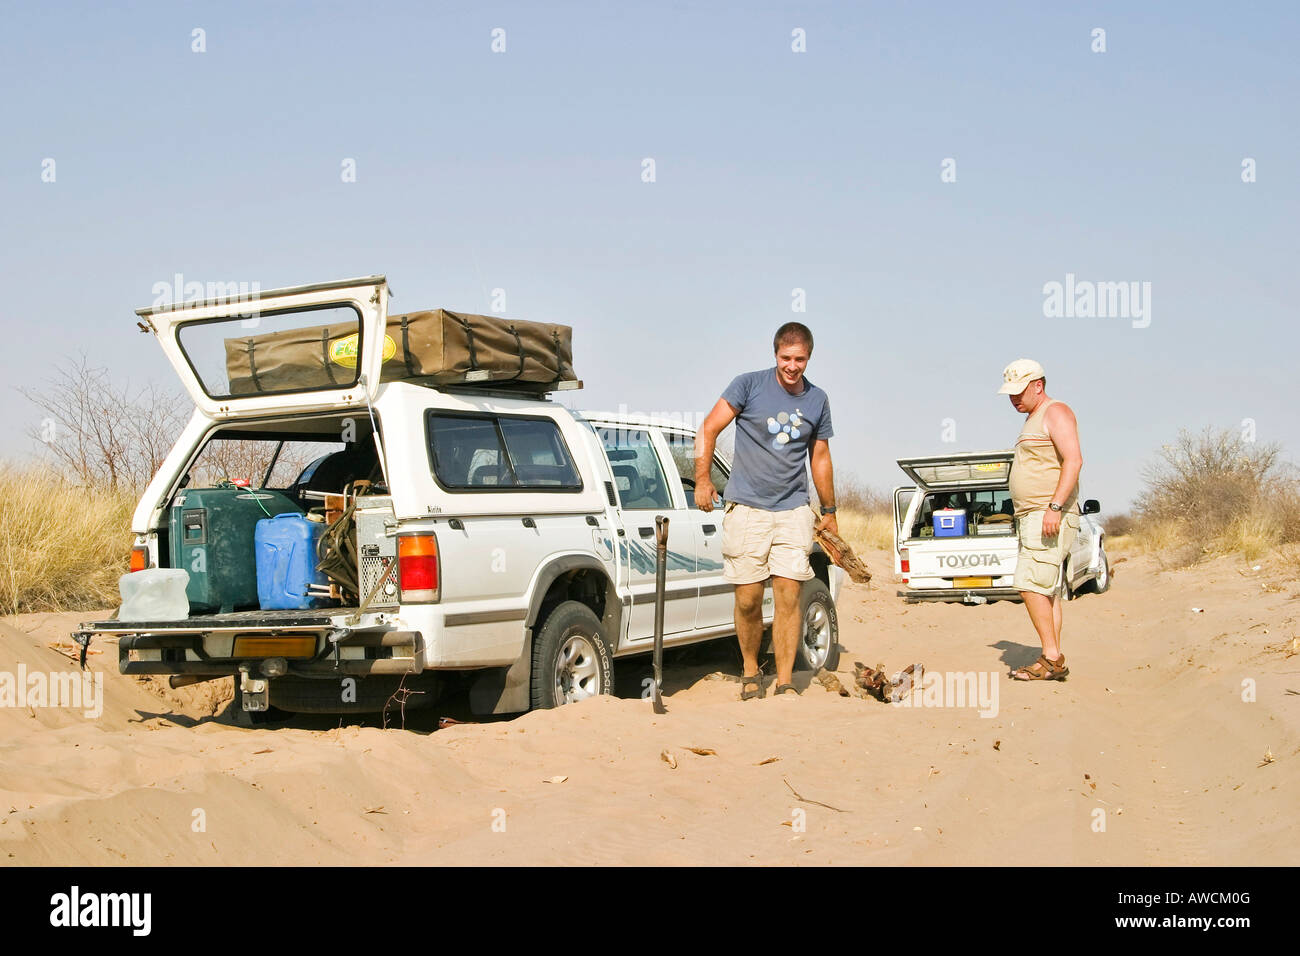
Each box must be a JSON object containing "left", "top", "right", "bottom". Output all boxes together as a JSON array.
[{"left": 413, "top": 379, "right": 584, "bottom": 402}]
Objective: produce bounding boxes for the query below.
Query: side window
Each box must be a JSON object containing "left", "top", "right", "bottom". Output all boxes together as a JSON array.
[
  {"left": 427, "top": 413, "right": 582, "bottom": 490},
  {"left": 662, "top": 431, "right": 728, "bottom": 509},
  {"left": 894, "top": 487, "right": 916, "bottom": 533},
  {"left": 596, "top": 426, "right": 672, "bottom": 510}
]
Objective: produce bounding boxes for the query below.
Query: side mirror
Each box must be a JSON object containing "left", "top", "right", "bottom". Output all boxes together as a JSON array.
[{"left": 1082, "top": 499, "right": 1100, "bottom": 515}]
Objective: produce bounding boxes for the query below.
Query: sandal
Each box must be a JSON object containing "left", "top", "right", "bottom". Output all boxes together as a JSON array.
[
  {"left": 740, "top": 670, "right": 766, "bottom": 700},
  {"left": 1012, "top": 654, "right": 1069, "bottom": 681},
  {"left": 774, "top": 683, "right": 800, "bottom": 696}
]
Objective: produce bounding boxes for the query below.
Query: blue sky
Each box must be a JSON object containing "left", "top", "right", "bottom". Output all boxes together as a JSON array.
[{"left": 3, "top": 1, "right": 1297, "bottom": 510}]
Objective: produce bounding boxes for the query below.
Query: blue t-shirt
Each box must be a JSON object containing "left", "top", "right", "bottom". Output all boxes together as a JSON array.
[{"left": 721, "top": 367, "right": 833, "bottom": 511}]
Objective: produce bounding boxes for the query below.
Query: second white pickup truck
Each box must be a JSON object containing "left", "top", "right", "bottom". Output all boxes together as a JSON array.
[{"left": 892, "top": 451, "right": 1111, "bottom": 604}]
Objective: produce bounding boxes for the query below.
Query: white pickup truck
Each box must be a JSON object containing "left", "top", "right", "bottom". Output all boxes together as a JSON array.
[
  {"left": 892, "top": 451, "right": 1111, "bottom": 604},
  {"left": 75, "top": 276, "right": 843, "bottom": 721}
]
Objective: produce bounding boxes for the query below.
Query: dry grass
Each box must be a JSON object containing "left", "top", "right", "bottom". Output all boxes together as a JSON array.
[
  {"left": 837, "top": 508, "right": 895, "bottom": 554},
  {"left": 0, "top": 464, "right": 134, "bottom": 615}
]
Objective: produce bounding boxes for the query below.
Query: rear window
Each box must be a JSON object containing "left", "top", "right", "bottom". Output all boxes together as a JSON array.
[
  {"left": 176, "top": 304, "right": 364, "bottom": 399},
  {"left": 426, "top": 412, "right": 582, "bottom": 491}
]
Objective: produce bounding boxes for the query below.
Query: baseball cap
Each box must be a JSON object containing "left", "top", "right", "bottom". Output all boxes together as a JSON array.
[{"left": 998, "top": 358, "right": 1045, "bottom": 395}]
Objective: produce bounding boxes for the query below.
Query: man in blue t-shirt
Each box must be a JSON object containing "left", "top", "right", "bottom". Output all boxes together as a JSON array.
[{"left": 693, "top": 322, "right": 838, "bottom": 700}]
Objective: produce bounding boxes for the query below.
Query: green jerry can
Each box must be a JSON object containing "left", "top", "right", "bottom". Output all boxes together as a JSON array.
[{"left": 169, "top": 488, "right": 303, "bottom": 613}]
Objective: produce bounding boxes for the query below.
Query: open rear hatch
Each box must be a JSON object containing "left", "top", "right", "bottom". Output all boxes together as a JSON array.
[
  {"left": 896, "top": 450, "right": 1013, "bottom": 491},
  {"left": 140, "top": 275, "right": 390, "bottom": 419}
]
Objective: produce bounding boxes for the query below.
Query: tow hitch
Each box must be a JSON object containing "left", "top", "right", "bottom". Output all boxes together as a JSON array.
[{"left": 238, "top": 666, "right": 270, "bottom": 713}]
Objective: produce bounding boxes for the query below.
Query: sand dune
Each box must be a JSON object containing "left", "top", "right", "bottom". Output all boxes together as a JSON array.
[{"left": 2, "top": 547, "right": 1296, "bottom": 866}]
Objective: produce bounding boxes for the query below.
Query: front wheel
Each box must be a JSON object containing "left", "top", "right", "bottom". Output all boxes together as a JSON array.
[
  {"left": 1084, "top": 549, "right": 1111, "bottom": 594},
  {"left": 794, "top": 577, "right": 840, "bottom": 672},
  {"left": 530, "top": 601, "right": 614, "bottom": 710}
]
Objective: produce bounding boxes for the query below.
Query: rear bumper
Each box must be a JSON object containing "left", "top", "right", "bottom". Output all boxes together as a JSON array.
[
  {"left": 897, "top": 587, "right": 1023, "bottom": 604},
  {"left": 102, "top": 628, "right": 424, "bottom": 677}
]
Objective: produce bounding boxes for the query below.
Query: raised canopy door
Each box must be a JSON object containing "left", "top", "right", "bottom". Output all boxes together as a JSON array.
[
  {"left": 896, "top": 450, "right": 1014, "bottom": 492},
  {"left": 140, "top": 276, "right": 389, "bottom": 419}
]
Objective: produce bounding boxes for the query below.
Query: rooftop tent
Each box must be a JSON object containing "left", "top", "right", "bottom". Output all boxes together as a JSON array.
[{"left": 224, "top": 309, "right": 577, "bottom": 396}]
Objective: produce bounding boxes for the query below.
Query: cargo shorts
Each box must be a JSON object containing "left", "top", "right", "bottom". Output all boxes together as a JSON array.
[
  {"left": 721, "top": 501, "right": 817, "bottom": 585},
  {"left": 1014, "top": 509, "right": 1080, "bottom": 597}
]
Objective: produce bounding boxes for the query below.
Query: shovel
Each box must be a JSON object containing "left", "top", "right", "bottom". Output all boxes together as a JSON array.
[{"left": 652, "top": 515, "right": 669, "bottom": 714}]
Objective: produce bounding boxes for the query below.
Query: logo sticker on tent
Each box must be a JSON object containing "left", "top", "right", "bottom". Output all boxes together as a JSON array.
[{"left": 329, "top": 332, "right": 397, "bottom": 369}]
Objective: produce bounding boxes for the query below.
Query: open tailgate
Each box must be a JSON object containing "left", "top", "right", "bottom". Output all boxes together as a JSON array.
[{"left": 139, "top": 275, "right": 389, "bottom": 419}]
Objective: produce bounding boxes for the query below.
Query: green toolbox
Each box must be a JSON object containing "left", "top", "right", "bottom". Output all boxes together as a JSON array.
[{"left": 169, "top": 488, "right": 303, "bottom": 613}]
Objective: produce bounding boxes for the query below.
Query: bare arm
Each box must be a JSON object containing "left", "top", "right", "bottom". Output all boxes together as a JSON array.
[
  {"left": 1043, "top": 402, "right": 1082, "bottom": 534},
  {"left": 694, "top": 398, "right": 738, "bottom": 511},
  {"left": 809, "top": 438, "right": 838, "bottom": 535}
]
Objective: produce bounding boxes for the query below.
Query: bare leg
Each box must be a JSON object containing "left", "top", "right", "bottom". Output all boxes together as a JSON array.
[
  {"left": 1052, "top": 591, "right": 1063, "bottom": 650},
  {"left": 1019, "top": 590, "right": 1061, "bottom": 662},
  {"left": 771, "top": 576, "right": 802, "bottom": 687},
  {"left": 733, "top": 582, "right": 765, "bottom": 681}
]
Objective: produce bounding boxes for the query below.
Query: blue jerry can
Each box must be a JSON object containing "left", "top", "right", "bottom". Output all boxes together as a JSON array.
[{"left": 255, "top": 513, "right": 330, "bottom": 610}]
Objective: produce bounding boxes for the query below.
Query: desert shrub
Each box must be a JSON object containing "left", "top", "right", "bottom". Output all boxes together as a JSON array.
[
  {"left": 1132, "top": 428, "right": 1298, "bottom": 563},
  {"left": 1103, "top": 510, "right": 1137, "bottom": 537},
  {"left": 19, "top": 356, "right": 188, "bottom": 495}
]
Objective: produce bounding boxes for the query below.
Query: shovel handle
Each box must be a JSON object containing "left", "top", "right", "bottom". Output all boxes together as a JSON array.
[{"left": 652, "top": 515, "right": 669, "bottom": 711}]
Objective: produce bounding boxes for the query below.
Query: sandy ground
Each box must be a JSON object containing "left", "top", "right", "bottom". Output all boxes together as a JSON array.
[{"left": 2, "top": 546, "right": 1297, "bottom": 866}]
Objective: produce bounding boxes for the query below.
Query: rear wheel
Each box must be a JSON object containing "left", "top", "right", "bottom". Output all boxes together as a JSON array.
[
  {"left": 530, "top": 601, "right": 613, "bottom": 710},
  {"left": 794, "top": 578, "right": 840, "bottom": 672}
]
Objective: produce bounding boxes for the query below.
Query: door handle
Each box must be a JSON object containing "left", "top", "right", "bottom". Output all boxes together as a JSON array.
[
  {"left": 639, "top": 527, "right": 654, "bottom": 538},
  {"left": 702, "top": 524, "right": 717, "bottom": 534}
]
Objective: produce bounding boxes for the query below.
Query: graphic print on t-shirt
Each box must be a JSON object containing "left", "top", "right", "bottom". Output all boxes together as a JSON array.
[{"left": 767, "top": 409, "right": 805, "bottom": 450}]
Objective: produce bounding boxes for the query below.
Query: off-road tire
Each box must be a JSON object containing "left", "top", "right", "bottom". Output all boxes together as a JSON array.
[
  {"left": 530, "top": 601, "right": 613, "bottom": 710},
  {"left": 795, "top": 577, "right": 840, "bottom": 672}
]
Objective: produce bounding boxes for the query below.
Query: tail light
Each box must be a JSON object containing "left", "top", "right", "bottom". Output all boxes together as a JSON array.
[
  {"left": 900, "top": 547, "right": 909, "bottom": 583},
  {"left": 398, "top": 533, "right": 440, "bottom": 603},
  {"left": 129, "top": 546, "right": 149, "bottom": 573}
]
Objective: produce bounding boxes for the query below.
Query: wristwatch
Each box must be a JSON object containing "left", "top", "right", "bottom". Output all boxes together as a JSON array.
[
  {"left": 820, "top": 506, "right": 837, "bottom": 515},
  {"left": 1048, "top": 502, "right": 1063, "bottom": 513}
]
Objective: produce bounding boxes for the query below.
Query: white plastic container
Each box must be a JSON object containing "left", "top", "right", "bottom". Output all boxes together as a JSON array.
[{"left": 118, "top": 568, "right": 191, "bottom": 622}]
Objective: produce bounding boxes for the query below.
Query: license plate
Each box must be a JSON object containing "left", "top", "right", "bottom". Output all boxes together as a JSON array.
[{"left": 954, "top": 576, "right": 992, "bottom": 588}]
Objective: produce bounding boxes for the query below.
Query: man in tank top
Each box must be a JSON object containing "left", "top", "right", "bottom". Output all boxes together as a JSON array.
[{"left": 998, "top": 359, "right": 1083, "bottom": 680}]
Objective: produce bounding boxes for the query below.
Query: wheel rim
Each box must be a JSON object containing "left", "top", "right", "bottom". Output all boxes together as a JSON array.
[
  {"left": 1097, "top": 556, "right": 1109, "bottom": 588},
  {"left": 553, "top": 632, "right": 601, "bottom": 704},
  {"left": 803, "top": 601, "right": 832, "bottom": 669}
]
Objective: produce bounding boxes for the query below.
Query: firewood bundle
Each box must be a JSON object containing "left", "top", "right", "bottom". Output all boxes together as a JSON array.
[{"left": 853, "top": 661, "right": 924, "bottom": 703}]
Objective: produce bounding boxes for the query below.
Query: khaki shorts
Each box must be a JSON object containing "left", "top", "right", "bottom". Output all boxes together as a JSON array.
[
  {"left": 1014, "top": 509, "right": 1080, "bottom": 596},
  {"left": 721, "top": 501, "right": 817, "bottom": 585}
]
